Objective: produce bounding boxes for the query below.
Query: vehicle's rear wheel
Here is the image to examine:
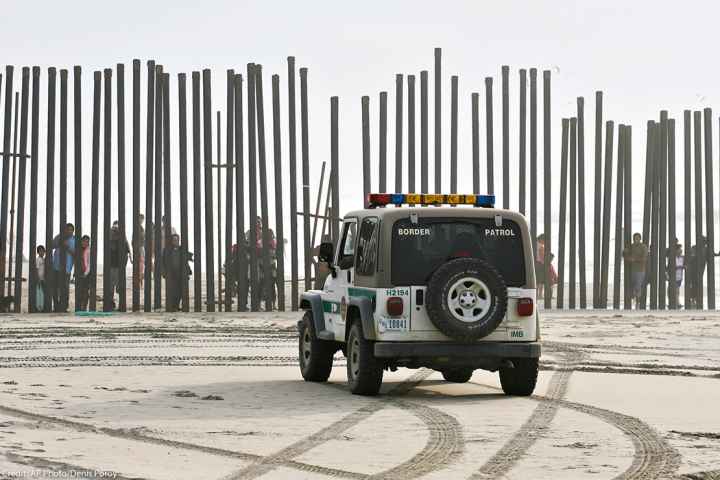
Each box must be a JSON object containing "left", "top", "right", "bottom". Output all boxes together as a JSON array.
[
  {"left": 346, "top": 322, "right": 383, "bottom": 396},
  {"left": 441, "top": 368, "right": 474, "bottom": 383},
  {"left": 499, "top": 358, "right": 539, "bottom": 396},
  {"left": 299, "top": 312, "right": 334, "bottom": 382}
]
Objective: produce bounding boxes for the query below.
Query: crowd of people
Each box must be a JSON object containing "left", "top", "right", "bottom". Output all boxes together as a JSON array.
[
  {"left": 533, "top": 230, "right": 715, "bottom": 308},
  {"left": 32, "top": 214, "right": 192, "bottom": 313}
]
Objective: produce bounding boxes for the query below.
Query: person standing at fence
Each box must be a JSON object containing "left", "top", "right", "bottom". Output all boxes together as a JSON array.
[
  {"left": 623, "top": 233, "right": 648, "bottom": 307},
  {"left": 76, "top": 235, "right": 91, "bottom": 311},
  {"left": 246, "top": 216, "right": 278, "bottom": 311},
  {"left": 535, "top": 234, "right": 556, "bottom": 300},
  {"left": 162, "top": 234, "right": 191, "bottom": 312},
  {"left": 108, "top": 221, "right": 131, "bottom": 310},
  {"left": 667, "top": 243, "right": 685, "bottom": 307},
  {"left": 35, "top": 245, "right": 46, "bottom": 312},
  {"left": 51, "top": 223, "right": 76, "bottom": 312},
  {"left": 686, "top": 246, "right": 698, "bottom": 309},
  {"left": 135, "top": 214, "right": 146, "bottom": 289}
]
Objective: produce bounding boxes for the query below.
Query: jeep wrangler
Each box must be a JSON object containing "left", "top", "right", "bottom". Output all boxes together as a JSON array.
[{"left": 298, "top": 193, "right": 540, "bottom": 396}]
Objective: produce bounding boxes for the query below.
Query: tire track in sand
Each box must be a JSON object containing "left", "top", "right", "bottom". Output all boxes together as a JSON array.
[{"left": 225, "top": 369, "right": 435, "bottom": 480}]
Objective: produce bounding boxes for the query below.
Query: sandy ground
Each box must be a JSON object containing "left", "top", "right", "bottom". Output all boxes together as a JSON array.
[{"left": 0, "top": 311, "right": 718, "bottom": 480}]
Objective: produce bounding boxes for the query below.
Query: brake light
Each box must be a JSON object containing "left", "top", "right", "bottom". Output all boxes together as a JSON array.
[
  {"left": 386, "top": 297, "right": 404, "bottom": 317},
  {"left": 517, "top": 298, "right": 534, "bottom": 316}
]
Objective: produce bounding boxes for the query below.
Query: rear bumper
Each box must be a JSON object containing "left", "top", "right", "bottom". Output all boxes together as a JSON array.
[{"left": 373, "top": 341, "right": 541, "bottom": 359}]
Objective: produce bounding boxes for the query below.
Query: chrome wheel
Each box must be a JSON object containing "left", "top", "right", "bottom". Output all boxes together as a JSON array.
[
  {"left": 349, "top": 335, "right": 361, "bottom": 381},
  {"left": 447, "top": 276, "right": 491, "bottom": 322}
]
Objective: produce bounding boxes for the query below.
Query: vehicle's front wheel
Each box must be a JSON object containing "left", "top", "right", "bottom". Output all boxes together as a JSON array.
[
  {"left": 499, "top": 358, "right": 539, "bottom": 396},
  {"left": 346, "top": 322, "right": 383, "bottom": 396},
  {"left": 299, "top": 312, "right": 334, "bottom": 382},
  {"left": 441, "top": 368, "right": 474, "bottom": 383}
]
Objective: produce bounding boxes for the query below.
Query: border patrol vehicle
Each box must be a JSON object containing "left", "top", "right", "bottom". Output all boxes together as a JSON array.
[{"left": 298, "top": 193, "right": 540, "bottom": 396}]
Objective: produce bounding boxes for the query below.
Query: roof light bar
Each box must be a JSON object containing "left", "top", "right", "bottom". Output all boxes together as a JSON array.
[{"left": 367, "top": 193, "right": 495, "bottom": 208}]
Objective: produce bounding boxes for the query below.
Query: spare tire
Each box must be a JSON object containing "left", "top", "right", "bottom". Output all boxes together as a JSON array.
[{"left": 425, "top": 257, "right": 508, "bottom": 342}]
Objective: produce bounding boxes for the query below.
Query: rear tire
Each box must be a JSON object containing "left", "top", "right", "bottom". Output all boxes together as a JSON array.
[
  {"left": 346, "top": 322, "right": 383, "bottom": 396},
  {"left": 299, "top": 312, "right": 334, "bottom": 382},
  {"left": 499, "top": 358, "right": 539, "bottom": 396},
  {"left": 441, "top": 368, "right": 474, "bottom": 383}
]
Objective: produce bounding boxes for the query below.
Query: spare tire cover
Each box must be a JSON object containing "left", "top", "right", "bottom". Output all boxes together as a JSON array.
[{"left": 425, "top": 257, "right": 508, "bottom": 342}]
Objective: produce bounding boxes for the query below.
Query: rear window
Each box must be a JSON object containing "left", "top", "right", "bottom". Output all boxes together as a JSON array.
[{"left": 391, "top": 217, "right": 526, "bottom": 286}]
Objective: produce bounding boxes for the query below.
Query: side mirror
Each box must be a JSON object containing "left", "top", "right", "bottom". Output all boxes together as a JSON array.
[{"left": 319, "top": 242, "right": 334, "bottom": 263}]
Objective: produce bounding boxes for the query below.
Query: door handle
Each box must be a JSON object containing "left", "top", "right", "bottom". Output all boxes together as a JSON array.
[{"left": 347, "top": 270, "right": 351, "bottom": 283}]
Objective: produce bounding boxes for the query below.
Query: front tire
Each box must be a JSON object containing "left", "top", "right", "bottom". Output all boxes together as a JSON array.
[
  {"left": 499, "top": 358, "right": 539, "bottom": 396},
  {"left": 299, "top": 312, "right": 334, "bottom": 382},
  {"left": 441, "top": 368, "right": 474, "bottom": 383},
  {"left": 346, "top": 322, "right": 383, "bottom": 396}
]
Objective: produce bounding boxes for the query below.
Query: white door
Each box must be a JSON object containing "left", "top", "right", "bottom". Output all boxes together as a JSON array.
[{"left": 323, "top": 219, "right": 357, "bottom": 340}]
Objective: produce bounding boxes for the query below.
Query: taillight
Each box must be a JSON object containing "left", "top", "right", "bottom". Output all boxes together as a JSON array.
[
  {"left": 517, "top": 298, "right": 534, "bottom": 316},
  {"left": 386, "top": 297, "right": 404, "bottom": 317}
]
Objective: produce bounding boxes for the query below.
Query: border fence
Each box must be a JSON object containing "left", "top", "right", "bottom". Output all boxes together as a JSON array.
[{"left": 0, "top": 49, "right": 715, "bottom": 313}]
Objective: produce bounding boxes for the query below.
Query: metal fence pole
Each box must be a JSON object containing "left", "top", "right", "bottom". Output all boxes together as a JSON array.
[
  {"left": 450, "top": 75, "right": 458, "bottom": 194},
  {"left": 44, "top": 68, "right": 56, "bottom": 311},
  {"left": 362, "top": 96, "right": 370, "bottom": 206},
  {"left": 202, "top": 69, "right": 215, "bottom": 312},
  {"left": 102, "top": 68, "right": 113, "bottom": 312},
  {"left": 132, "top": 60, "right": 140, "bottom": 311},
  {"left": 704, "top": 108, "right": 715, "bottom": 309},
  {"left": 623, "top": 125, "right": 633, "bottom": 309},
  {"left": 485, "top": 77, "right": 494, "bottom": 195},
  {"left": 557, "top": 119, "right": 569, "bottom": 309},
  {"left": 569, "top": 117, "right": 577, "bottom": 309},
  {"left": 519, "top": 69, "right": 526, "bottom": 214},
  {"left": 117, "top": 64, "right": 127, "bottom": 312},
  {"left": 612, "top": 125, "right": 625, "bottom": 310},
  {"left": 300, "top": 67, "right": 311, "bottom": 293},
  {"left": 472, "top": 92, "right": 479, "bottom": 194},
  {"left": 683, "top": 111, "right": 691, "bottom": 308},
  {"left": 599, "top": 121, "right": 614, "bottom": 307},
  {"left": 667, "top": 120, "right": 676, "bottom": 309},
  {"left": 693, "top": 111, "right": 703, "bottom": 309},
  {"left": 234, "top": 74, "right": 247, "bottom": 311},
  {"left": 6, "top": 92, "right": 18, "bottom": 298},
  {"left": 420, "top": 71, "right": 428, "bottom": 195},
  {"left": 330, "top": 95, "right": 340, "bottom": 247},
  {"left": 254, "top": 66, "right": 272, "bottom": 310},
  {"left": 408, "top": 75, "right": 416, "bottom": 193},
  {"left": 593, "top": 91, "right": 603, "bottom": 308},
  {"left": 577, "top": 98, "right": 587, "bottom": 308},
  {"left": 379, "top": 91, "right": 387, "bottom": 193},
  {"left": 28, "top": 67, "right": 40, "bottom": 313},
  {"left": 247, "top": 64, "right": 259, "bottom": 309},
  {"left": 90, "top": 71, "right": 101, "bottom": 312},
  {"left": 530, "top": 69, "right": 537, "bottom": 253},
  {"left": 502, "top": 65, "right": 509, "bottom": 208},
  {"left": 225, "top": 70, "right": 235, "bottom": 311},
  {"left": 162, "top": 73, "right": 172, "bottom": 311},
  {"left": 153, "top": 66, "right": 163, "bottom": 310},
  {"left": 144, "top": 62, "right": 155, "bottom": 312},
  {"left": 215, "top": 112, "right": 222, "bottom": 312},
  {"left": 640, "top": 122, "right": 655, "bottom": 310},
  {"left": 658, "top": 112, "right": 668, "bottom": 309},
  {"left": 650, "top": 121, "right": 661, "bottom": 309},
  {"left": 287, "top": 58, "right": 298, "bottom": 308},
  {"left": 434, "top": 48, "right": 441, "bottom": 193},
  {"left": 0, "top": 66, "right": 13, "bottom": 299},
  {"left": 12, "top": 68, "right": 29, "bottom": 312},
  {"left": 542, "top": 70, "right": 552, "bottom": 308},
  {"left": 73, "top": 66, "right": 82, "bottom": 312},
  {"left": 59, "top": 69, "right": 68, "bottom": 311},
  {"left": 395, "top": 74, "right": 403, "bottom": 194},
  {"left": 273, "top": 75, "right": 286, "bottom": 311},
  {"left": 191, "top": 72, "right": 202, "bottom": 312},
  {"left": 178, "top": 73, "right": 189, "bottom": 312}
]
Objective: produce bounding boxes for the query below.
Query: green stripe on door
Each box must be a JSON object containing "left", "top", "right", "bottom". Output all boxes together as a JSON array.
[{"left": 322, "top": 301, "right": 340, "bottom": 313}]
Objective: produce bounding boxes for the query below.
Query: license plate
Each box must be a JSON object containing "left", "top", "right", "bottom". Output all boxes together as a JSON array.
[
  {"left": 378, "top": 317, "right": 409, "bottom": 332},
  {"left": 508, "top": 329, "right": 525, "bottom": 339}
]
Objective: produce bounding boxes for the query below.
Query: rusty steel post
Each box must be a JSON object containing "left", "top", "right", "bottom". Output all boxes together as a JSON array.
[
  {"left": 420, "top": 71, "right": 428, "bottom": 194},
  {"left": 6, "top": 92, "right": 18, "bottom": 298},
  {"left": 225, "top": 70, "right": 235, "bottom": 311},
  {"left": 557, "top": 119, "right": 569, "bottom": 309},
  {"left": 300, "top": 67, "right": 311, "bottom": 293},
  {"left": 202, "top": 69, "right": 215, "bottom": 312},
  {"left": 254, "top": 66, "right": 273, "bottom": 310},
  {"left": 153, "top": 66, "right": 163, "bottom": 311},
  {"left": 593, "top": 91, "right": 603, "bottom": 308},
  {"left": 408, "top": 75, "right": 416, "bottom": 193},
  {"left": 623, "top": 125, "right": 633, "bottom": 310},
  {"left": 191, "top": 72, "right": 202, "bottom": 312},
  {"left": 379, "top": 91, "right": 387, "bottom": 193},
  {"left": 577, "top": 98, "right": 587, "bottom": 308},
  {"left": 73, "top": 66, "right": 82, "bottom": 311},
  {"left": 530, "top": 69, "right": 538, "bottom": 254},
  {"left": 658, "top": 112, "right": 668, "bottom": 310},
  {"left": 450, "top": 75, "right": 458, "bottom": 194},
  {"left": 599, "top": 121, "right": 614, "bottom": 307},
  {"left": 693, "top": 111, "right": 703, "bottom": 309},
  {"left": 667, "top": 120, "right": 676, "bottom": 309},
  {"left": 132, "top": 60, "right": 140, "bottom": 311},
  {"left": 683, "top": 111, "right": 691, "bottom": 308},
  {"left": 234, "top": 74, "right": 247, "bottom": 311},
  {"left": 542, "top": 70, "right": 551, "bottom": 309},
  {"left": 472, "top": 92, "right": 479, "bottom": 194},
  {"left": 362, "top": 96, "right": 370, "bottom": 206},
  {"left": 58, "top": 69, "right": 68, "bottom": 311},
  {"left": 0, "top": 66, "right": 13, "bottom": 299},
  {"left": 143, "top": 61, "right": 155, "bottom": 312},
  {"left": 215, "top": 111, "right": 222, "bottom": 312},
  {"left": 102, "top": 68, "right": 112, "bottom": 312},
  {"left": 485, "top": 77, "right": 494, "bottom": 195},
  {"left": 247, "top": 64, "right": 259, "bottom": 309},
  {"left": 569, "top": 118, "right": 577, "bottom": 309},
  {"left": 117, "top": 64, "right": 127, "bottom": 312},
  {"left": 162, "top": 74, "right": 172, "bottom": 311},
  {"left": 12, "top": 68, "right": 29, "bottom": 312},
  {"left": 502, "top": 65, "right": 509, "bottom": 208},
  {"left": 287, "top": 57, "right": 298, "bottom": 308},
  {"left": 395, "top": 74, "right": 403, "bottom": 194},
  {"left": 704, "top": 108, "right": 715, "bottom": 309},
  {"left": 639, "top": 122, "right": 656, "bottom": 310},
  {"left": 272, "top": 74, "right": 285, "bottom": 310},
  {"left": 612, "top": 125, "right": 625, "bottom": 310},
  {"left": 44, "top": 68, "right": 56, "bottom": 310},
  {"left": 650, "top": 121, "right": 661, "bottom": 309},
  {"left": 330, "top": 95, "right": 339, "bottom": 249},
  {"left": 90, "top": 71, "right": 101, "bottom": 312},
  {"left": 178, "top": 73, "right": 190, "bottom": 312},
  {"left": 434, "top": 48, "right": 441, "bottom": 193},
  {"left": 519, "top": 69, "right": 526, "bottom": 214},
  {"left": 28, "top": 67, "right": 40, "bottom": 313}
]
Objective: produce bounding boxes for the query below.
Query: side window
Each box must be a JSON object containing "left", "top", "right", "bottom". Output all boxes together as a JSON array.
[
  {"left": 356, "top": 217, "right": 379, "bottom": 276},
  {"left": 338, "top": 221, "right": 357, "bottom": 265}
]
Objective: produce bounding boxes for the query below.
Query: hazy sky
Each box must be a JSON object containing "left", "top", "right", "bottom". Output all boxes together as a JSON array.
[{"left": 1, "top": 0, "right": 718, "bottom": 266}]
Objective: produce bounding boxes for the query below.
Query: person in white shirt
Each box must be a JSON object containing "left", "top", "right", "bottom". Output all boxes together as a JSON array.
[{"left": 35, "top": 245, "right": 46, "bottom": 311}]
